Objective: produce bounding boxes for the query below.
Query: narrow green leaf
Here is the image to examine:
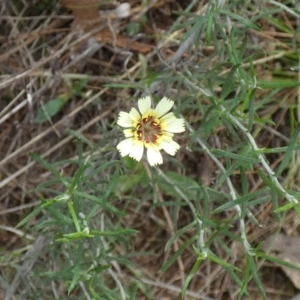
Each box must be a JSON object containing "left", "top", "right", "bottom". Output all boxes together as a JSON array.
[
  {"left": 90, "top": 229, "right": 138, "bottom": 237},
  {"left": 202, "top": 187, "right": 210, "bottom": 218},
  {"left": 259, "top": 252, "right": 300, "bottom": 271},
  {"left": 274, "top": 202, "right": 297, "bottom": 213},
  {"left": 43, "top": 200, "right": 73, "bottom": 224},
  {"left": 220, "top": 64, "right": 241, "bottom": 100},
  {"left": 181, "top": 17, "right": 206, "bottom": 45},
  {"left": 212, "top": 187, "right": 270, "bottom": 214},
  {"left": 101, "top": 171, "right": 119, "bottom": 202},
  {"left": 257, "top": 145, "right": 300, "bottom": 154},
  {"left": 248, "top": 88, "right": 255, "bottom": 132},
  {"left": 165, "top": 220, "right": 197, "bottom": 251},
  {"left": 249, "top": 255, "right": 266, "bottom": 299},
  {"left": 212, "top": 149, "right": 260, "bottom": 163},
  {"left": 68, "top": 164, "right": 90, "bottom": 193},
  {"left": 219, "top": 10, "right": 260, "bottom": 31},
  {"left": 257, "top": 169, "right": 286, "bottom": 198},
  {"left": 68, "top": 130, "right": 94, "bottom": 148},
  {"left": 34, "top": 96, "right": 68, "bottom": 124},
  {"left": 258, "top": 80, "right": 300, "bottom": 88},
  {"left": 83, "top": 161, "right": 120, "bottom": 180},
  {"left": 129, "top": 283, "right": 138, "bottom": 300},
  {"left": 152, "top": 201, "right": 188, "bottom": 207},
  {"left": 68, "top": 242, "right": 83, "bottom": 294},
  {"left": 30, "top": 153, "right": 69, "bottom": 186},
  {"left": 276, "top": 123, "right": 300, "bottom": 175},
  {"left": 206, "top": 4, "right": 214, "bottom": 45},
  {"left": 229, "top": 28, "right": 241, "bottom": 64},
  {"left": 215, "top": 236, "right": 235, "bottom": 259},
  {"left": 225, "top": 265, "right": 245, "bottom": 292},
  {"left": 74, "top": 191, "right": 125, "bottom": 216},
  {"left": 239, "top": 254, "right": 251, "bottom": 298},
  {"left": 181, "top": 259, "right": 202, "bottom": 298},
  {"left": 161, "top": 236, "right": 197, "bottom": 272},
  {"left": 104, "top": 83, "right": 140, "bottom": 89},
  {"left": 15, "top": 203, "right": 43, "bottom": 228},
  {"left": 265, "top": 16, "right": 293, "bottom": 34},
  {"left": 59, "top": 231, "right": 94, "bottom": 242},
  {"left": 239, "top": 35, "right": 248, "bottom": 61},
  {"left": 207, "top": 249, "right": 240, "bottom": 271}
]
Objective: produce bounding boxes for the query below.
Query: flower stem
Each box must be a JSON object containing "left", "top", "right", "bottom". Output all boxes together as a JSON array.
[{"left": 67, "top": 200, "right": 81, "bottom": 233}]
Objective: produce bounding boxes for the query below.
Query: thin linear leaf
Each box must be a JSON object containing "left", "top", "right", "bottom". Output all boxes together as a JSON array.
[
  {"left": 84, "top": 161, "right": 120, "bottom": 180},
  {"left": 101, "top": 171, "right": 119, "bottom": 202},
  {"left": 257, "top": 169, "right": 286, "bottom": 198},
  {"left": 219, "top": 10, "right": 260, "bottom": 31},
  {"left": 68, "top": 130, "right": 94, "bottom": 148},
  {"left": 68, "top": 164, "right": 90, "bottom": 193},
  {"left": 181, "top": 259, "right": 202, "bottom": 298},
  {"left": 274, "top": 202, "right": 297, "bottom": 213},
  {"left": 74, "top": 191, "right": 125, "bottom": 216},
  {"left": 213, "top": 187, "right": 270, "bottom": 214},
  {"left": 129, "top": 283, "right": 138, "bottom": 300},
  {"left": 257, "top": 145, "right": 300, "bottom": 154},
  {"left": 229, "top": 28, "right": 241, "bottom": 65},
  {"left": 249, "top": 255, "right": 266, "bottom": 299},
  {"left": 30, "top": 153, "right": 69, "bottom": 186},
  {"left": 239, "top": 254, "right": 251, "bottom": 298},
  {"left": 104, "top": 83, "right": 141, "bottom": 88},
  {"left": 220, "top": 64, "right": 241, "bottom": 100},
  {"left": 165, "top": 220, "right": 197, "bottom": 251},
  {"left": 205, "top": 3, "right": 215, "bottom": 45},
  {"left": 161, "top": 236, "right": 198, "bottom": 272},
  {"left": 276, "top": 123, "right": 300, "bottom": 175},
  {"left": 258, "top": 80, "right": 300, "bottom": 88},
  {"left": 15, "top": 203, "right": 43, "bottom": 228},
  {"left": 68, "top": 241, "right": 83, "bottom": 294},
  {"left": 259, "top": 252, "right": 300, "bottom": 271},
  {"left": 207, "top": 249, "right": 240, "bottom": 271},
  {"left": 43, "top": 201, "right": 73, "bottom": 224},
  {"left": 212, "top": 149, "right": 260, "bottom": 163},
  {"left": 90, "top": 229, "right": 138, "bottom": 237}
]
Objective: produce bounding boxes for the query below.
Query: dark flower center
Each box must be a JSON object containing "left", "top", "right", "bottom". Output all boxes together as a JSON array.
[{"left": 135, "top": 116, "right": 162, "bottom": 144}]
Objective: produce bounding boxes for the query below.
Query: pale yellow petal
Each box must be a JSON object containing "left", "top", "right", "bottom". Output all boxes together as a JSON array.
[
  {"left": 129, "top": 141, "right": 144, "bottom": 161},
  {"left": 117, "top": 112, "right": 134, "bottom": 127},
  {"left": 138, "top": 96, "right": 151, "bottom": 114},
  {"left": 165, "top": 118, "right": 185, "bottom": 133},
  {"left": 117, "top": 138, "right": 134, "bottom": 157},
  {"left": 144, "top": 141, "right": 161, "bottom": 151},
  {"left": 155, "top": 97, "right": 174, "bottom": 117},
  {"left": 160, "top": 140, "right": 180, "bottom": 156},
  {"left": 143, "top": 108, "right": 159, "bottom": 120},
  {"left": 160, "top": 112, "right": 176, "bottom": 123},
  {"left": 128, "top": 107, "right": 140, "bottom": 121},
  {"left": 161, "top": 131, "right": 174, "bottom": 141},
  {"left": 123, "top": 129, "right": 134, "bottom": 137},
  {"left": 147, "top": 146, "right": 163, "bottom": 166}
]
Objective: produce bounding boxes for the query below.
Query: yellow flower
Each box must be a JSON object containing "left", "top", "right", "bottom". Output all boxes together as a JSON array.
[{"left": 117, "top": 96, "right": 185, "bottom": 166}]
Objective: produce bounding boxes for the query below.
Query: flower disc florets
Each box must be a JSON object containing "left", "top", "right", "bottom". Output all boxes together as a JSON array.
[
  {"left": 117, "top": 96, "right": 185, "bottom": 166},
  {"left": 135, "top": 115, "right": 162, "bottom": 144}
]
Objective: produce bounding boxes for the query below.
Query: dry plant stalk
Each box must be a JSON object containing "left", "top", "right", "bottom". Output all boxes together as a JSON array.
[
  {"left": 62, "top": 0, "right": 153, "bottom": 53},
  {"left": 61, "top": 0, "right": 101, "bottom": 31}
]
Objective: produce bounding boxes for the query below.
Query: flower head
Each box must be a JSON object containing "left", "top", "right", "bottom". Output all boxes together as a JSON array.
[{"left": 117, "top": 96, "right": 185, "bottom": 166}]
